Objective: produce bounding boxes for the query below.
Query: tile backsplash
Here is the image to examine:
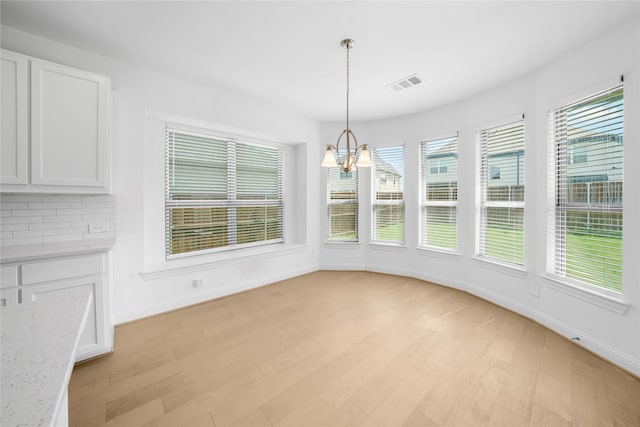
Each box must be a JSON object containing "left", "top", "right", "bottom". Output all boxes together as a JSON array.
[{"left": 0, "top": 194, "right": 116, "bottom": 246}]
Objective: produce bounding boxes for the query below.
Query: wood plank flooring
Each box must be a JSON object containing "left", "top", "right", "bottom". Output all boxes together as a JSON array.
[{"left": 69, "top": 271, "right": 640, "bottom": 426}]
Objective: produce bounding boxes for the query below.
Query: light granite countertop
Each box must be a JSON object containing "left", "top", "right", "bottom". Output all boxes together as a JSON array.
[
  {"left": 1, "top": 291, "right": 92, "bottom": 427},
  {"left": 0, "top": 238, "right": 115, "bottom": 264}
]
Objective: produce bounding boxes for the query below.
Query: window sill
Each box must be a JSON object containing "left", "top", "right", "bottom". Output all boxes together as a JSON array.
[
  {"left": 140, "top": 242, "right": 308, "bottom": 280},
  {"left": 369, "top": 242, "right": 407, "bottom": 250},
  {"left": 417, "top": 247, "right": 460, "bottom": 260},
  {"left": 472, "top": 256, "right": 528, "bottom": 278},
  {"left": 541, "top": 274, "right": 629, "bottom": 314},
  {"left": 324, "top": 241, "right": 361, "bottom": 248}
]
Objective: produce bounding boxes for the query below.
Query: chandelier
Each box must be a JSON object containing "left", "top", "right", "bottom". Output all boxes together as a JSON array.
[{"left": 321, "top": 38, "right": 371, "bottom": 173}]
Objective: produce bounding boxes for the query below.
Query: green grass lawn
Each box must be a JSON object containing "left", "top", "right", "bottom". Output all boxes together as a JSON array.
[
  {"left": 375, "top": 222, "right": 404, "bottom": 242},
  {"left": 420, "top": 222, "right": 622, "bottom": 291}
]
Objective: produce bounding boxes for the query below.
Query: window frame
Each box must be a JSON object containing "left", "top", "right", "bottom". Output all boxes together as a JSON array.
[
  {"left": 548, "top": 84, "right": 624, "bottom": 294},
  {"left": 165, "top": 125, "right": 284, "bottom": 259},
  {"left": 477, "top": 118, "right": 526, "bottom": 268},
  {"left": 419, "top": 135, "right": 459, "bottom": 253},
  {"left": 371, "top": 145, "right": 405, "bottom": 246},
  {"left": 326, "top": 152, "right": 359, "bottom": 242}
]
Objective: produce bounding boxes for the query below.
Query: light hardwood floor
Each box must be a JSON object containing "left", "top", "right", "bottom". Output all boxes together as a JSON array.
[{"left": 69, "top": 271, "right": 640, "bottom": 426}]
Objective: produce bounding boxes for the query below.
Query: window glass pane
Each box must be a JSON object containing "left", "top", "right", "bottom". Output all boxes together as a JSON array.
[
  {"left": 237, "top": 206, "right": 282, "bottom": 244},
  {"left": 374, "top": 205, "right": 404, "bottom": 241},
  {"left": 479, "top": 120, "right": 525, "bottom": 265},
  {"left": 236, "top": 143, "right": 280, "bottom": 200},
  {"left": 167, "top": 207, "right": 228, "bottom": 255},
  {"left": 422, "top": 206, "right": 457, "bottom": 250},
  {"left": 484, "top": 206, "right": 524, "bottom": 265},
  {"left": 167, "top": 131, "right": 227, "bottom": 200},
  {"left": 165, "top": 128, "right": 283, "bottom": 257},
  {"left": 374, "top": 146, "right": 404, "bottom": 201},
  {"left": 421, "top": 136, "right": 458, "bottom": 251},
  {"left": 327, "top": 151, "right": 358, "bottom": 241},
  {"left": 328, "top": 204, "right": 358, "bottom": 240},
  {"left": 486, "top": 122, "right": 525, "bottom": 202},
  {"left": 554, "top": 86, "right": 623, "bottom": 291},
  {"left": 373, "top": 145, "right": 404, "bottom": 243}
]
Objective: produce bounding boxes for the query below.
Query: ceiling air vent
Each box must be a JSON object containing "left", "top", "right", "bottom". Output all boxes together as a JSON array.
[{"left": 387, "top": 74, "right": 423, "bottom": 92}]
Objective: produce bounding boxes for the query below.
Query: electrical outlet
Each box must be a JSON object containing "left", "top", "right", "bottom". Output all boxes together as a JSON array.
[
  {"left": 88, "top": 222, "right": 108, "bottom": 233},
  {"left": 531, "top": 282, "right": 540, "bottom": 297}
]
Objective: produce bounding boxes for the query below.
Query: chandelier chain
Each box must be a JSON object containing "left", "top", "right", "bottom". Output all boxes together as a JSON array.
[{"left": 346, "top": 42, "right": 350, "bottom": 133}]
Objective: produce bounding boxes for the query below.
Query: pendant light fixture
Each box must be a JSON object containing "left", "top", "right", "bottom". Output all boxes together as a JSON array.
[{"left": 321, "top": 38, "right": 371, "bottom": 173}]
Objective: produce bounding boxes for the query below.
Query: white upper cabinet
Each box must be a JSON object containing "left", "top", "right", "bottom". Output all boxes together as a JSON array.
[
  {"left": 1, "top": 50, "right": 29, "bottom": 185},
  {"left": 0, "top": 49, "right": 111, "bottom": 193}
]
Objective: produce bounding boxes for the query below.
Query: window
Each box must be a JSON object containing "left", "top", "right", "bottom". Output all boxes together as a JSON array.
[
  {"left": 551, "top": 85, "right": 623, "bottom": 292},
  {"left": 478, "top": 120, "right": 525, "bottom": 266},
  {"left": 165, "top": 128, "right": 283, "bottom": 257},
  {"left": 420, "top": 136, "right": 458, "bottom": 251},
  {"left": 568, "top": 146, "right": 588, "bottom": 164},
  {"left": 430, "top": 159, "right": 449, "bottom": 174},
  {"left": 372, "top": 145, "right": 404, "bottom": 244},
  {"left": 327, "top": 152, "right": 358, "bottom": 241}
]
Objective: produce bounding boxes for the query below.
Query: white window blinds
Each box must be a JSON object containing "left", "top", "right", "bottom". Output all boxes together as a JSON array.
[
  {"left": 479, "top": 120, "right": 525, "bottom": 265},
  {"left": 551, "top": 85, "right": 623, "bottom": 292},
  {"left": 372, "top": 145, "right": 404, "bottom": 244},
  {"left": 166, "top": 128, "right": 283, "bottom": 257},
  {"left": 327, "top": 152, "right": 358, "bottom": 241},
  {"left": 420, "top": 136, "right": 458, "bottom": 251}
]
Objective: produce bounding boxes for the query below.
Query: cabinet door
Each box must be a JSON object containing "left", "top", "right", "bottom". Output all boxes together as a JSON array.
[
  {"left": 21, "top": 275, "right": 106, "bottom": 361},
  {"left": 0, "top": 50, "right": 28, "bottom": 184},
  {"left": 0, "top": 287, "right": 19, "bottom": 308},
  {"left": 30, "top": 59, "right": 109, "bottom": 189}
]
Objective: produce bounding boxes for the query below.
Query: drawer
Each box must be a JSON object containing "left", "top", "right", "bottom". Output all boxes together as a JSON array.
[
  {"left": 1, "top": 265, "right": 19, "bottom": 288},
  {"left": 22, "top": 254, "right": 104, "bottom": 285}
]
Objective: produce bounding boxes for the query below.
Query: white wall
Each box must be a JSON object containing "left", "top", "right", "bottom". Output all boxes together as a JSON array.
[
  {"left": 1, "top": 25, "right": 321, "bottom": 324},
  {"left": 320, "top": 18, "right": 640, "bottom": 375},
  {"left": 2, "top": 14, "right": 638, "bottom": 375}
]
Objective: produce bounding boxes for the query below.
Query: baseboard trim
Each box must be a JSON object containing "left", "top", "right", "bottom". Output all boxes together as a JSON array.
[
  {"left": 114, "top": 264, "right": 319, "bottom": 324},
  {"left": 320, "top": 265, "right": 640, "bottom": 377}
]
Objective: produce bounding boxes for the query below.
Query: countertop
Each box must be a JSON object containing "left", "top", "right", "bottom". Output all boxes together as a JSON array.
[
  {"left": 0, "top": 238, "right": 115, "bottom": 264},
  {"left": 1, "top": 290, "right": 92, "bottom": 427}
]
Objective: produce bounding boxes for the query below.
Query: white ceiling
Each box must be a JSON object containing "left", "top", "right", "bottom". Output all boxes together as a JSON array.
[{"left": 1, "top": 1, "right": 638, "bottom": 122}]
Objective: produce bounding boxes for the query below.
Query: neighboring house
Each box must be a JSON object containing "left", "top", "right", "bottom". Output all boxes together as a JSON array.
[{"left": 374, "top": 152, "right": 401, "bottom": 195}]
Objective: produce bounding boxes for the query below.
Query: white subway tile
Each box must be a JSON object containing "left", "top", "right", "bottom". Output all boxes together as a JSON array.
[
  {"left": 28, "top": 202, "right": 71, "bottom": 209},
  {"left": 1, "top": 202, "right": 28, "bottom": 210},
  {"left": 44, "top": 234, "right": 83, "bottom": 243},
  {"left": 82, "top": 195, "right": 115, "bottom": 202},
  {"left": 1, "top": 216, "right": 43, "bottom": 225},
  {"left": 0, "top": 224, "right": 28, "bottom": 232},
  {"left": 69, "top": 202, "right": 106, "bottom": 208},
  {"left": 70, "top": 221, "right": 90, "bottom": 228},
  {"left": 1, "top": 195, "right": 43, "bottom": 203},
  {"left": 29, "top": 222, "right": 71, "bottom": 230},
  {"left": 1, "top": 231, "right": 13, "bottom": 239},
  {"left": 105, "top": 202, "right": 117, "bottom": 208},
  {"left": 42, "top": 195, "right": 83, "bottom": 202},
  {"left": 1, "top": 210, "right": 12, "bottom": 217},
  {"left": 1, "top": 237, "right": 43, "bottom": 246},
  {"left": 43, "top": 215, "right": 83, "bottom": 223},
  {"left": 56, "top": 208, "right": 95, "bottom": 216},
  {"left": 65, "top": 227, "right": 89, "bottom": 235},
  {"left": 12, "top": 209, "right": 57, "bottom": 217},
  {"left": 13, "top": 229, "right": 58, "bottom": 238},
  {"left": 94, "top": 207, "right": 116, "bottom": 215}
]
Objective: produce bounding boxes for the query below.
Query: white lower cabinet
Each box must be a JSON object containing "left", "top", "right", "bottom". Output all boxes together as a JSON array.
[
  {"left": 21, "top": 275, "right": 106, "bottom": 360},
  {"left": 1, "top": 252, "right": 112, "bottom": 361},
  {"left": 0, "top": 287, "right": 19, "bottom": 307}
]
